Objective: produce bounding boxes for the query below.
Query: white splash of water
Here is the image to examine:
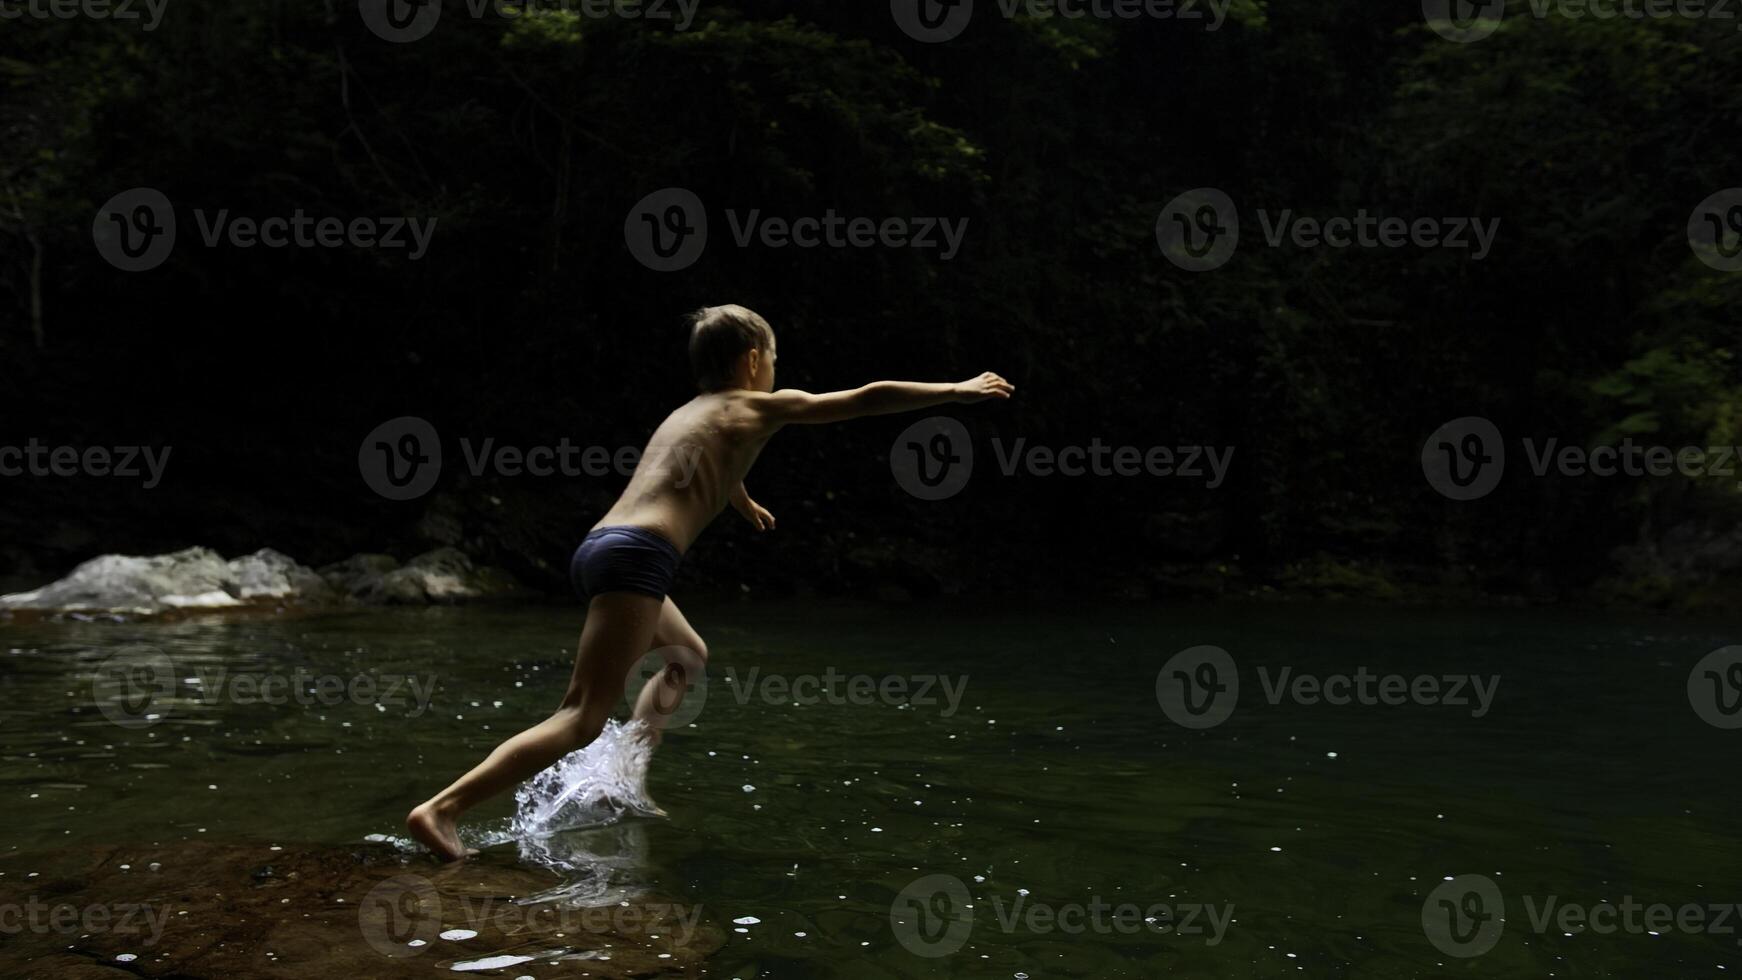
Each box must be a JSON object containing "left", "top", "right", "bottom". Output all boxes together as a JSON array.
[
  {"left": 511, "top": 718, "right": 665, "bottom": 837},
  {"left": 373, "top": 718, "right": 664, "bottom": 890}
]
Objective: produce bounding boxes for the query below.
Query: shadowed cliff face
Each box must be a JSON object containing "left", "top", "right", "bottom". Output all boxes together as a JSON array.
[{"left": 0, "top": 840, "right": 722, "bottom": 978}]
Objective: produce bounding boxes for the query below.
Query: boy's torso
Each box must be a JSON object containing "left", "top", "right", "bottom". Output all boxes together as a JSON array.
[{"left": 594, "top": 392, "right": 772, "bottom": 552}]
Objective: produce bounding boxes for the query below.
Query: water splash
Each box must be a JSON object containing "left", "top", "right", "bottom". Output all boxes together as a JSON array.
[
  {"left": 511, "top": 718, "right": 665, "bottom": 837},
  {"left": 506, "top": 719, "right": 664, "bottom": 899},
  {"left": 373, "top": 719, "right": 664, "bottom": 892}
]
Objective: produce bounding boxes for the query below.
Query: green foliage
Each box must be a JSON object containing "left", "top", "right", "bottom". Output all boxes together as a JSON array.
[{"left": 0, "top": 0, "right": 1737, "bottom": 595}]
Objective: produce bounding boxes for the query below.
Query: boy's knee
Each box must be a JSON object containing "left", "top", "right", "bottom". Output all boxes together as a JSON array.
[{"left": 659, "top": 641, "right": 707, "bottom": 670}]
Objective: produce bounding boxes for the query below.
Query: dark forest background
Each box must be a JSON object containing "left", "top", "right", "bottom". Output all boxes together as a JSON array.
[{"left": 2, "top": 0, "right": 1739, "bottom": 606}]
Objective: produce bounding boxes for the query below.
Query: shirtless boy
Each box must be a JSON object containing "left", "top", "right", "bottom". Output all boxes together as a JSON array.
[{"left": 408, "top": 305, "right": 1013, "bottom": 860}]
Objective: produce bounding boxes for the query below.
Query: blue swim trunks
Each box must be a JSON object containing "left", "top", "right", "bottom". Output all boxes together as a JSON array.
[{"left": 569, "top": 525, "right": 683, "bottom": 601}]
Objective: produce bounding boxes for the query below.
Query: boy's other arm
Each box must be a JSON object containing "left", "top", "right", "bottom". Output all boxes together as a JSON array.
[
  {"left": 753, "top": 373, "right": 1013, "bottom": 427},
  {"left": 730, "top": 481, "right": 775, "bottom": 531}
]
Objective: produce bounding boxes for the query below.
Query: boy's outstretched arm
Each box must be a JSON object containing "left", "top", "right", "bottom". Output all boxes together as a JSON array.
[{"left": 754, "top": 373, "right": 1013, "bottom": 427}]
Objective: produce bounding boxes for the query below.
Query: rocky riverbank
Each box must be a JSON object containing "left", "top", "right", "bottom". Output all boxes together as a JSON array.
[{"left": 0, "top": 546, "right": 527, "bottom": 619}]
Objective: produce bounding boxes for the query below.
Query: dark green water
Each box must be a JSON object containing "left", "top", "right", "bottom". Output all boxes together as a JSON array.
[{"left": 2, "top": 601, "right": 1740, "bottom": 977}]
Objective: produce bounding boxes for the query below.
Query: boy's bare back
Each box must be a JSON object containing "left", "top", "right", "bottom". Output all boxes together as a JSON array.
[{"left": 597, "top": 391, "right": 773, "bottom": 552}]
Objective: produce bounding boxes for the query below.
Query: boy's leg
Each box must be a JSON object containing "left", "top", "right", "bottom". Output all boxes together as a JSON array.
[
  {"left": 406, "top": 591, "right": 663, "bottom": 861},
  {"left": 630, "top": 597, "right": 709, "bottom": 743}
]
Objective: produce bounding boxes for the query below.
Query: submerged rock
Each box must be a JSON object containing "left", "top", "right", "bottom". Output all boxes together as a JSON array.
[
  {"left": 0, "top": 839, "right": 721, "bottom": 978},
  {"left": 0, "top": 545, "right": 524, "bottom": 617}
]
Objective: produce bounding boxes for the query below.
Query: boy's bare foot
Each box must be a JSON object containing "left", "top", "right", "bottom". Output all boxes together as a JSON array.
[{"left": 406, "top": 801, "right": 472, "bottom": 862}]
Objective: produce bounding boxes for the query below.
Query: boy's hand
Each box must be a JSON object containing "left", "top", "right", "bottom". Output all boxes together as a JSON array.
[
  {"left": 738, "top": 498, "right": 777, "bottom": 531},
  {"left": 954, "top": 372, "right": 1015, "bottom": 403}
]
